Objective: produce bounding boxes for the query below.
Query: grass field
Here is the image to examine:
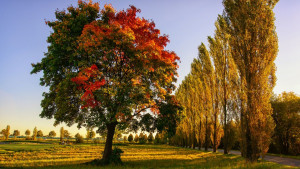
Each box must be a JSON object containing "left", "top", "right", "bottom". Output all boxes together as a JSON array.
[{"left": 0, "top": 141, "right": 296, "bottom": 168}]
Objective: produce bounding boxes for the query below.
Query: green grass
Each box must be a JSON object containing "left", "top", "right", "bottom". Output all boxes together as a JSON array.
[{"left": 0, "top": 142, "right": 297, "bottom": 169}]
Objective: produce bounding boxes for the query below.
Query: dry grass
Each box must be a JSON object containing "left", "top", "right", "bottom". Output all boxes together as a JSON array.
[{"left": 0, "top": 142, "right": 296, "bottom": 168}]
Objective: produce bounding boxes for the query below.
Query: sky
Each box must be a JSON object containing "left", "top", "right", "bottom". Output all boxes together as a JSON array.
[{"left": 0, "top": 0, "right": 299, "bottom": 137}]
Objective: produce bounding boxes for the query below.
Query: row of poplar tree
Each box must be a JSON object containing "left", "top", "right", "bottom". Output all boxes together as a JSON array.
[{"left": 172, "top": 0, "right": 279, "bottom": 162}]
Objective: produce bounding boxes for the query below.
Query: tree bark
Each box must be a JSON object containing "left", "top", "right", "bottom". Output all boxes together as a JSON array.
[
  {"left": 102, "top": 122, "right": 117, "bottom": 164},
  {"left": 205, "top": 115, "right": 208, "bottom": 151},
  {"left": 198, "top": 117, "right": 202, "bottom": 150}
]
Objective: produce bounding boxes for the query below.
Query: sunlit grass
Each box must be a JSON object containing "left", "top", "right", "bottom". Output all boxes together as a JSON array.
[{"left": 0, "top": 143, "right": 296, "bottom": 168}]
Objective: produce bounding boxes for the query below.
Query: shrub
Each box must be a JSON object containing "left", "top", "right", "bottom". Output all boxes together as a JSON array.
[{"left": 109, "top": 147, "right": 124, "bottom": 165}]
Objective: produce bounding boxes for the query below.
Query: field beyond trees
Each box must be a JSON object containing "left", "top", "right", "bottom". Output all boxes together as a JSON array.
[{"left": 0, "top": 141, "right": 295, "bottom": 169}]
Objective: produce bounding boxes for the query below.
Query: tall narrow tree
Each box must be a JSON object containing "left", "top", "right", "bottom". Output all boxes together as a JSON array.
[{"left": 223, "top": 0, "right": 278, "bottom": 161}]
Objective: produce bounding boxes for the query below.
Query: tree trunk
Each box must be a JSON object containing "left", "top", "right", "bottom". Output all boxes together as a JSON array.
[
  {"left": 102, "top": 122, "right": 117, "bottom": 164},
  {"left": 213, "top": 112, "right": 217, "bottom": 153},
  {"left": 193, "top": 118, "right": 196, "bottom": 149},
  {"left": 205, "top": 115, "right": 208, "bottom": 151},
  {"left": 224, "top": 96, "right": 228, "bottom": 154},
  {"left": 198, "top": 117, "right": 202, "bottom": 150}
]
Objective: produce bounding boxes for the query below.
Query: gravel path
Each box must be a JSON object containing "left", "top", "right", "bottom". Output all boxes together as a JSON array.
[{"left": 201, "top": 148, "right": 300, "bottom": 167}]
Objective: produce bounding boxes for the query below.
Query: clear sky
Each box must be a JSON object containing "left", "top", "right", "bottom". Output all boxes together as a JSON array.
[{"left": 0, "top": 0, "right": 299, "bottom": 137}]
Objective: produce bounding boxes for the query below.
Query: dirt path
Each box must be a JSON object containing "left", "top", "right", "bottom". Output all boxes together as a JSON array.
[{"left": 197, "top": 148, "right": 300, "bottom": 167}]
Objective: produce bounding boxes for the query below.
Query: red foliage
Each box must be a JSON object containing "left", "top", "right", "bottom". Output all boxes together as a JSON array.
[
  {"left": 72, "top": 4, "right": 179, "bottom": 112},
  {"left": 71, "top": 64, "right": 105, "bottom": 108}
]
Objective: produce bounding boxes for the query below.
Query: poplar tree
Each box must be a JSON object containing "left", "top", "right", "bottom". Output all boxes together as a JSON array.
[
  {"left": 2, "top": 125, "right": 10, "bottom": 140},
  {"left": 223, "top": 0, "right": 278, "bottom": 161},
  {"left": 198, "top": 43, "right": 214, "bottom": 151},
  {"left": 60, "top": 127, "right": 64, "bottom": 142},
  {"left": 32, "top": 127, "right": 37, "bottom": 140},
  {"left": 208, "top": 15, "right": 238, "bottom": 154}
]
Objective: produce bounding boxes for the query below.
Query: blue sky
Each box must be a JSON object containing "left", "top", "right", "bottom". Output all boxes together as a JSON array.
[{"left": 0, "top": 0, "right": 299, "bottom": 136}]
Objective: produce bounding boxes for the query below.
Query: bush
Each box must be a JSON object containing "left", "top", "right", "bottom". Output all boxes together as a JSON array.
[{"left": 109, "top": 147, "right": 124, "bottom": 165}]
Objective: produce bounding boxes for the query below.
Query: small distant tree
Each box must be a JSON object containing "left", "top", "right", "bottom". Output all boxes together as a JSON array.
[
  {"left": 2, "top": 125, "right": 10, "bottom": 140},
  {"left": 60, "top": 127, "right": 64, "bottom": 142},
  {"left": 148, "top": 133, "right": 154, "bottom": 143},
  {"left": 49, "top": 131, "right": 56, "bottom": 138},
  {"left": 1, "top": 126, "right": 9, "bottom": 140},
  {"left": 37, "top": 130, "right": 43, "bottom": 137},
  {"left": 32, "top": 127, "right": 37, "bottom": 140},
  {"left": 13, "top": 130, "right": 20, "bottom": 139},
  {"left": 123, "top": 136, "right": 127, "bottom": 143},
  {"left": 25, "top": 129, "right": 30, "bottom": 138},
  {"left": 117, "top": 133, "right": 122, "bottom": 141},
  {"left": 128, "top": 134, "right": 133, "bottom": 142},
  {"left": 134, "top": 134, "right": 139, "bottom": 143},
  {"left": 154, "top": 133, "right": 160, "bottom": 144},
  {"left": 86, "top": 128, "right": 96, "bottom": 142},
  {"left": 64, "top": 130, "right": 71, "bottom": 139},
  {"left": 75, "top": 133, "right": 84, "bottom": 143},
  {"left": 139, "top": 133, "right": 146, "bottom": 144}
]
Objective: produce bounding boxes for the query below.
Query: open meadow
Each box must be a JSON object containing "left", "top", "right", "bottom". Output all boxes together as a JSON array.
[{"left": 0, "top": 141, "right": 296, "bottom": 169}]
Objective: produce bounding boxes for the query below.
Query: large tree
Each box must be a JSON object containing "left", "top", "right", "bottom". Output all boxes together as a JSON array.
[
  {"left": 223, "top": 0, "right": 278, "bottom": 161},
  {"left": 31, "top": 1, "right": 180, "bottom": 164},
  {"left": 208, "top": 15, "right": 239, "bottom": 154}
]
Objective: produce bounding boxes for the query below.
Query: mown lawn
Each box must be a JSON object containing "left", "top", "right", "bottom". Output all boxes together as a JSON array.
[{"left": 0, "top": 142, "right": 296, "bottom": 168}]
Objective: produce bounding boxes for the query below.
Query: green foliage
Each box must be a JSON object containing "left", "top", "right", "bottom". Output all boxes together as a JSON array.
[
  {"left": 156, "top": 96, "right": 184, "bottom": 138},
  {"left": 109, "top": 147, "right": 124, "bottom": 165},
  {"left": 31, "top": 1, "right": 180, "bottom": 163},
  {"left": 138, "top": 133, "right": 146, "bottom": 144},
  {"left": 128, "top": 134, "right": 133, "bottom": 142},
  {"left": 271, "top": 92, "right": 300, "bottom": 155}
]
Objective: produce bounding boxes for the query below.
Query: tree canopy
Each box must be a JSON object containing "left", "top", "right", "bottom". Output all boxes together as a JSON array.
[{"left": 31, "top": 1, "right": 181, "bottom": 163}]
